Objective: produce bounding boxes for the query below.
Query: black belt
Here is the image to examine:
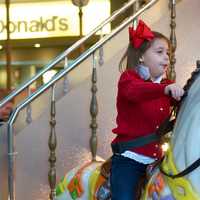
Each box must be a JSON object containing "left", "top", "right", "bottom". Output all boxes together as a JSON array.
[{"left": 111, "top": 133, "right": 159, "bottom": 154}]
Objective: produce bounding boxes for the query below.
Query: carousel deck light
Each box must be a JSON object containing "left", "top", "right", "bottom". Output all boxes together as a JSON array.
[
  {"left": 161, "top": 142, "right": 169, "bottom": 152},
  {"left": 0, "top": 45, "right": 3, "bottom": 50}
]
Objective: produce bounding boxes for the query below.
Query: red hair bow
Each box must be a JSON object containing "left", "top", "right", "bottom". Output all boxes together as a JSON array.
[{"left": 129, "top": 20, "right": 154, "bottom": 49}]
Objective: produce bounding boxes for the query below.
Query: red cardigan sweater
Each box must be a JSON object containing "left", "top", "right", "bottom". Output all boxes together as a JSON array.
[{"left": 112, "top": 69, "right": 173, "bottom": 159}]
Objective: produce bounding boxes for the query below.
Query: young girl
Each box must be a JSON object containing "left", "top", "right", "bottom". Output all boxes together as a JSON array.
[{"left": 110, "top": 20, "right": 184, "bottom": 200}]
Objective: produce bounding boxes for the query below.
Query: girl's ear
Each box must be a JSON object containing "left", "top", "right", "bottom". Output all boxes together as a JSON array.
[{"left": 163, "top": 70, "right": 168, "bottom": 79}]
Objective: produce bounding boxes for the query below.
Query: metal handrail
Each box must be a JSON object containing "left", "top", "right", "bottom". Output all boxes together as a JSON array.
[
  {"left": 0, "top": 0, "right": 138, "bottom": 108},
  {"left": 7, "top": 0, "right": 159, "bottom": 199},
  {"left": 8, "top": 0, "right": 158, "bottom": 125}
]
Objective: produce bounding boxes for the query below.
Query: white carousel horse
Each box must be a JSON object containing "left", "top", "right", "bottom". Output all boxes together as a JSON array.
[{"left": 56, "top": 65, "right": 200, "bottom": 200}]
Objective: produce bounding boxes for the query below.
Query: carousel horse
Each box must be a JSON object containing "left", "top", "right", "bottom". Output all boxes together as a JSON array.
[{"left": 56, "top": 62, "right": 200, "bottom": 200}]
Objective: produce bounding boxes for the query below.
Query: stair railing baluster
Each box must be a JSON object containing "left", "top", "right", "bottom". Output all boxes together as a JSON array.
[
  {"left": 133, "top": 0, "right": 140, "bottom": 28},
  {"left": 169, "top": 0, "right": 176, "bottom": 80},
  {"left": 48, "top": 84, "right": 57, "bottom": 200},
  {"left": 26, "top": 87, "right": 32, "bottom": 124},
  {"left": 90, "top": 54, "right": 98, "bottom": 161},
  {"left": 63, "top": 57, "right": 70, "bottom": 95},
  {"left": 98, "top": 28, "right": 104, "bottom": 66}
]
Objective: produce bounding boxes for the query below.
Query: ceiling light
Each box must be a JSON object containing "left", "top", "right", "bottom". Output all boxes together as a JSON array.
[{"left": 34, "top": 43, "right": 40, "bottom": 48}]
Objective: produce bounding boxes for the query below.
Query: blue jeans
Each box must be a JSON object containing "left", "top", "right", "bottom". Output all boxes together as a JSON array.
[{"left": 110, "top": 154, "right": 147, "bottom": 200}]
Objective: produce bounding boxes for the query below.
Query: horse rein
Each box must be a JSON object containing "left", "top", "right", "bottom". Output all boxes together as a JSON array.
[{"left": 160, "top": 157, "right": 200, "bottom": 179}]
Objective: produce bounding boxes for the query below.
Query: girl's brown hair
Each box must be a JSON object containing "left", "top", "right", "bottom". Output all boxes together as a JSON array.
[{"left": 119, "top": 31, "right": 170, "bottom": 72}]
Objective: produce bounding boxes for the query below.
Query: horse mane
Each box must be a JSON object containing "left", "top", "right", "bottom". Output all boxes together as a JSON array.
[
  {"left": 182, "top": 60, "right": 200, "bottom": 99},
  {"left": 175, "top": 60, "right": 200, "bottom": 116},
  {"left": 157, "top": 60, "right": 200, "bottom": 137}
]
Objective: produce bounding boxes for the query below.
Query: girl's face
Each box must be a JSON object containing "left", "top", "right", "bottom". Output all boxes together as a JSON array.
[{"left": 142, "top": 38, "right": 169, "bottom": 80}]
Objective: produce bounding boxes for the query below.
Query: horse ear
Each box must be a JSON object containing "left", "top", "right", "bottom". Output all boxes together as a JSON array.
[
  {"left": 139, "top": 57, "right": 144, "bottom": 64},
  {"left": 196, "top": 60, "right": 200, "bottom": 68}
]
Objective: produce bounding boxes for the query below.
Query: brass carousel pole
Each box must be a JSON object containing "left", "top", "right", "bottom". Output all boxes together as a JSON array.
[
  {"left": 5, "top": 0, "right": 12, "bottom": 90},
  {"left": 168, "top": 0, "right": 176, "bottom": 80}
]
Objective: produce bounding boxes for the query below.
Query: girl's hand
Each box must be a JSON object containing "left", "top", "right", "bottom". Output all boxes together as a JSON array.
[{"left": 164, "top": 83, "right": 184, "bottom": 101}]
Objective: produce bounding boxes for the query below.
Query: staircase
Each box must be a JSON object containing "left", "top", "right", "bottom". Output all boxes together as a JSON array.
[{"left": 0, "top": 0, "right": 200, "bottom": 199}]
